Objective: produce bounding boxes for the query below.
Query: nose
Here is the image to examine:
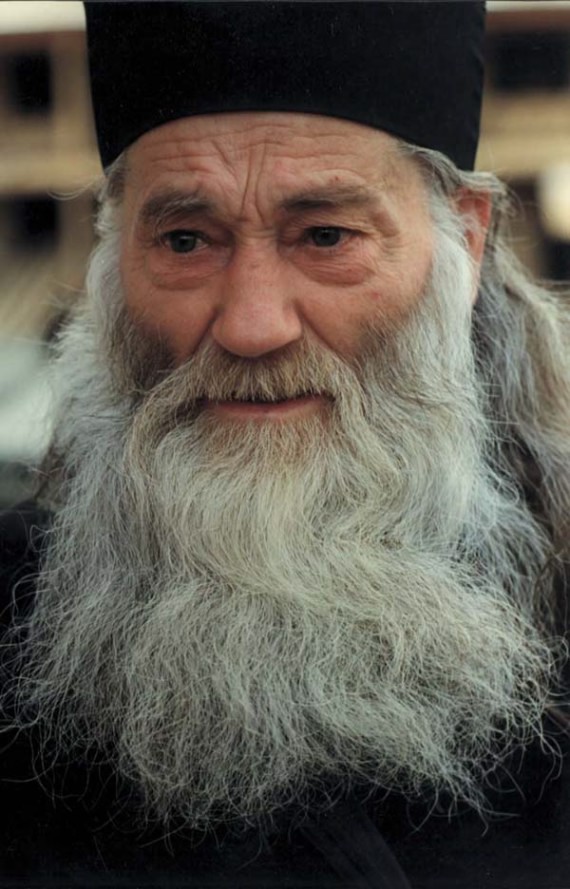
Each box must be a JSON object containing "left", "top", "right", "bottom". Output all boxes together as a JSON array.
[{"left": 211, "top": 244, "right": 303, "bottom": 358}]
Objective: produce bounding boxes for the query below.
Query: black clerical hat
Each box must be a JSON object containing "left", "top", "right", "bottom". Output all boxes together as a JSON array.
[{"left": 84, "top": 1, "right": 486, "bottom": 171}]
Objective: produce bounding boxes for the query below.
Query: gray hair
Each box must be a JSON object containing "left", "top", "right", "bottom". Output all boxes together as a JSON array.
[
  {"left": 100, "top": 141, "right": 570, "bottom": 578},
  {"left": 407, "top": 146, "right": 570, "bottom": 565},
  {"left": 21, "top": 143, "right": 568, "bottom": 827}
]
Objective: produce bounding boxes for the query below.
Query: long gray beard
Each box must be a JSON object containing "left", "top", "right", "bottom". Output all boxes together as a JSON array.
[{"left": 11, "top": 205, "right": 558, "bottom": 832}]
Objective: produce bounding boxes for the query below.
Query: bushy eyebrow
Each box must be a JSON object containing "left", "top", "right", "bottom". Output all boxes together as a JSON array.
[
  {"left": 281, "top": 185, "right": 401, "bottom": 236},
  {"left": 137, "top": 183, "right": 391, "bottom": 231},
  {"left": 280, "top": 184, "right": 384, "bottom": 214},
  {"left": 138, "top": 189, "right": 215, "bottom": 232}
]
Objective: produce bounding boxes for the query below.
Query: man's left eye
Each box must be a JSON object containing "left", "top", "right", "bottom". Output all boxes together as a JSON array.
[
  {"left": 162, "top": 231, "right": 202, "bottom": 253},
  {"left": 308, "top": 227, "right": 346, "bottom": 248}
]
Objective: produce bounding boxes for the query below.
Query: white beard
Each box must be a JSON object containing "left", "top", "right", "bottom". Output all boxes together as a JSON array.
[{"left": 11, "top": 201, "right": 556, "bottom": 833}]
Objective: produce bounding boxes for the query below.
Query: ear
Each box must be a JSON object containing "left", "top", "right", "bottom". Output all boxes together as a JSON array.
[{"left": 453, "top": 188, "right": 492, "bottom": 304}]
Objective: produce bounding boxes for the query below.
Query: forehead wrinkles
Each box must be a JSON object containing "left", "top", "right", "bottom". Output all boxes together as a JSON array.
[
  {"left": 214, "top": 133, "right": 280, "bottom": 220},
  {"left": 127, "top": 117, "right": 407, "bottom": 205}
]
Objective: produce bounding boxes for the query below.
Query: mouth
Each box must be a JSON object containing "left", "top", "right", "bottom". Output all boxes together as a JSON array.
[{"left": 202, "top": 392, "right": 330, "bottom": 419}]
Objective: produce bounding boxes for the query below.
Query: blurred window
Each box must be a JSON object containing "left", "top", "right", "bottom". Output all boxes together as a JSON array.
[{"left": 6, "top": 51, "right": 51, "bottom": 113}]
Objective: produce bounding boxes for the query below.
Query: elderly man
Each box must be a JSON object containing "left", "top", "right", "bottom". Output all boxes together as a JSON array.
[{"left": 0, "top": 2, "right": 569, "bottom": 887}]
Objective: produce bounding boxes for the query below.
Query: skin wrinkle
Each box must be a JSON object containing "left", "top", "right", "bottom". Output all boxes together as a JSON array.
[
  {"left": 141, "top": 118, "right": 394, "bottom": 174},
  {"left": 137, "top": 184, "right": 401, "bottom": 243},
  {"left": 240, "top": 137, "right": 268, "bottom": 224},
  {"left": 125, "top": 117, "right": 415, "bottom": 236},
  {"left": 121, "top": 113, "right": 434, "bottom": 366}
]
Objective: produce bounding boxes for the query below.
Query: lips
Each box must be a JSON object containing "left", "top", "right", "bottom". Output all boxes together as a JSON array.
[
  {"left": 203, "top": 393, "right": 329, "bottom": 418},
  {"left": 203, "top": 391, "right": 319, "bottom": 405}
]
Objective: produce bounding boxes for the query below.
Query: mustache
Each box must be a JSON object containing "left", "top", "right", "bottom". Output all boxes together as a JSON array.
[
  {"left": 183, "top": 346, "right": 337, "bottom": 403},
  {"left": 111, "top": 307, "right": 368, "bottom": 407}
]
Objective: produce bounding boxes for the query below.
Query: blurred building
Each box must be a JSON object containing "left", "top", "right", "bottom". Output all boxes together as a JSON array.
[
  {"left": 0, "top": 0, "right": 570, "bottom": 506},
  {"left": 483, "top": 1, "right": 570, "bottom": 278},
  {"left": 0, "top": 2, "right": 97, "bottom": 504}
]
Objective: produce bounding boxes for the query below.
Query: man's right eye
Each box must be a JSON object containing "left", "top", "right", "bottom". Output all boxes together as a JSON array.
[{"left": 162, "top": 230, "right": 201, "bottom": 253}]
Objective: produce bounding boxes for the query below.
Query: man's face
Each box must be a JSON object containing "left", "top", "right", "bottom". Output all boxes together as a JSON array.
[{"left": 119, "top": 112, "right": 434, "bottom": 419}]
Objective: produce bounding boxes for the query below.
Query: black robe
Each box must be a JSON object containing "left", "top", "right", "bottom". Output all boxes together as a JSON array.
[{"left": 1, "top": 505, "right": 569, "bottom": 889}]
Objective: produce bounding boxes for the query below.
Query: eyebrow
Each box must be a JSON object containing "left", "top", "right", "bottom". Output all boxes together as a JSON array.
[
  {"left": 138, "top": 189, "right": 215, "bottom": 231},
  {"left": 137, "top": 183, "right": 390, "bottom": 231},
  {"left": 279, "top": 184, "right": 384, "bottom": 214}
]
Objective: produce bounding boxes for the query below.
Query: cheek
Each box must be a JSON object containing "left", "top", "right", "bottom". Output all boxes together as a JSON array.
[
  {"left": 120, "top": 248, "right": 214, "bottom": 363},
  {"left": 369, "top": 234, "right": 434, "bottom": 323},
  {"left": 309, "top": 253, "right": 431, "bottom": 356}
]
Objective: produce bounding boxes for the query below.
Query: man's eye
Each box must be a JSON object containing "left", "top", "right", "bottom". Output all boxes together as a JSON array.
[
  {"left": 308, "top": 227, "right": 346, "bottom": 248},
  {"left": 162, "top": 231, "right": 202, "bottom": 253}
]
